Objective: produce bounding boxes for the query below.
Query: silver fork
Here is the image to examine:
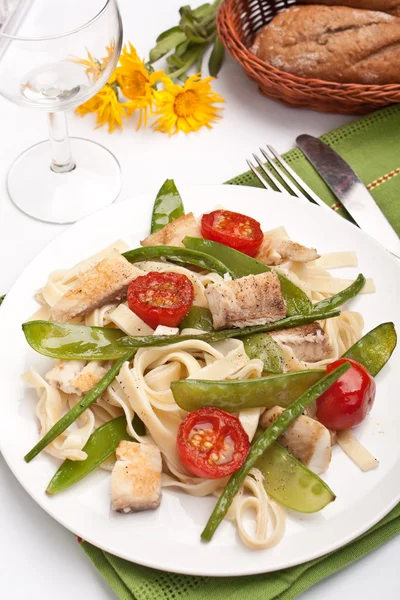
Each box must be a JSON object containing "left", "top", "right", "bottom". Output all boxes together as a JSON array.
[{"left": 247, "top": 145, "right": 331, "bottom": 211}]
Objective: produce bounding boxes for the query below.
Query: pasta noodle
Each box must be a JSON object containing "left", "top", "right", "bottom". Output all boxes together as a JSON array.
[{"left": 24, "top": 230, "right": 374, "bottom": 550}]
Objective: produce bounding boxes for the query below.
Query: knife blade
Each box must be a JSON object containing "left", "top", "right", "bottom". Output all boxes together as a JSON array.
[{"left": 296, "top": 134, "right": 400, "bottom": 259}]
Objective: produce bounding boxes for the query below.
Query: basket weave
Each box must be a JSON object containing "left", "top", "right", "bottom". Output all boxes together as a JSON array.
[{"left": 217, "top": 0, "right": 400, "bottom": 114}]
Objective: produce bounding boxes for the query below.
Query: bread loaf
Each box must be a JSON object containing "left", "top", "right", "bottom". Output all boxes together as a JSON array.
[
  {"left": 302, "top": 0, "right": 400, "bottom": 15},
  {"left": 251, "top": 6, "right": 400, "bottom": 84}
]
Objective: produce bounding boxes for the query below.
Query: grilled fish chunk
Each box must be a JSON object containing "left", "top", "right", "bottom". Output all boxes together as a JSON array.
[
  {"left": 260, "top": 406, "right": 332, "bottom": 474},
  {"left": 256, "top": 235, "right": 319, "bottom": 266},
  {"left": 140, "top": 212, "right": 201, "bottom": 247},
  {"left": 50, "top": 251, "right": 140, "bottom": 322},
  {"left": 205, "top": 271, "right": 286, "bottom": 329},
  {"left": 270, "top": 323, "right": 332, "bottom": 362},
  {"left": 111, "top": 441, "right": 162, "bottom": 513}
]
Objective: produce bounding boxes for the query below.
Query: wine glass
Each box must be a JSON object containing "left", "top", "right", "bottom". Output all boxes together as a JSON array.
[{"left": 0, "top": 0, "right": 123, "bottom": 224}]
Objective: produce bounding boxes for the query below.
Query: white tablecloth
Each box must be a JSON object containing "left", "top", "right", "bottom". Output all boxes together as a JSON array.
[{"left": 1, "top": 1, "right": 399, "bottom": 598}]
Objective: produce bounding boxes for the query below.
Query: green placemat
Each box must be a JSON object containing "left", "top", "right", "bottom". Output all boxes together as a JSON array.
[{"left": 81, "top": 105, "right": 400, "bottom": 598}]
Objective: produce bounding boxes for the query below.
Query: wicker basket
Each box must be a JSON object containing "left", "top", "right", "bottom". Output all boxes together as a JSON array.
[{"left": 217, "top": 0, "right": 400, "bottom": 114}]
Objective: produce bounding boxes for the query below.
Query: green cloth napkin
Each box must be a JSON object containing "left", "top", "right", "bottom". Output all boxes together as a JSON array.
[{"left": 81, "top": 105, "right": 400, "bottom": 598}]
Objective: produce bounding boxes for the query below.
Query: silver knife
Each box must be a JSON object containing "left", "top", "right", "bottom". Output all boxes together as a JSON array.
[{"left": 296, "top": 134, "right": 400, "bottom": 259}]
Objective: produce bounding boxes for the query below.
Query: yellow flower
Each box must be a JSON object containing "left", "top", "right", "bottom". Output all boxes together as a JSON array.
[
  {"left": 153, "top": 74, "right": 225, "bottom": 135},
  {"left": 70, "top": 40, "right": 117, "bottom": 83},
  {"left": 76, "top": 85, "right": 129, "bottom": 133},
  {"left": 115, "top": 43, "right": 164, "bottom": 128}
]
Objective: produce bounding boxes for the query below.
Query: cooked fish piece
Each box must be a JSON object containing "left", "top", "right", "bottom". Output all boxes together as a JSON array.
[
  {"left": 205, "top": 271, "right": 286, "bottom": 329},
  {"left": 260, "top": 406, "right": 332, "bottom": 474},
  {"left": 256, "top": 235, "right": 319, "bottom": 266},
  {"left": 46, "top": 360, "right": 111, "bottom": 395},
  {"left": 50, "top": 251, "right": 140, "bottom": 322},
  {"left": 270, "top": 322, "right": 332, "bottom": 363},
  {"left": 111, "top": 441, "right": 162, "bottom": 513},
  {"left": 141, "top": 212, "right": 201, "bottom": 247}
]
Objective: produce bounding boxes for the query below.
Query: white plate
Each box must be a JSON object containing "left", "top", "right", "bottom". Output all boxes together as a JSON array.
[{"left": 0, "top": 185, "right": 399, "bottom": 577}]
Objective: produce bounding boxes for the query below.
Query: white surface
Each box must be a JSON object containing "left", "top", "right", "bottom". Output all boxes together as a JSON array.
[
  {"left": 0, "top": 0, "right": 398, "bottom": 597},
  {"left": 2, "top": 185, "right": 399, "bottom": 576}
]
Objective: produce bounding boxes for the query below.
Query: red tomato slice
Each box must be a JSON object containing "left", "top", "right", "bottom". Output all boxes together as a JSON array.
[
  {"left": 201, "top": 209, "right": 263, "bottom": 257},
  {"left": 316, "top": 358, "right": 376, "bottom": 431},
  {"left": 176, "top": 407, "right": 250, "bottom": 479},
  {"left": 127, "top": 272, "right": 194, "bottom": 329}
]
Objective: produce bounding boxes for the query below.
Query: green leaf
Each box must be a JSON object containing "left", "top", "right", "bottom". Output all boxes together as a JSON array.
[
  {"left": 175, "top": 39, "right": 191, "bottom": 58},
  {"left": 209, "top": 35, "right": 225, "bottom": 76},
  {"left": 0, "top": 294, "right": 5, "bottom": 306},
  {"left": 149, "top": 31, "right": 187, "bottom": 63},
  {"left": 192, "top": 3, "right": 213, "bottom": 20},
  {"left": 156, "top": 26, "right": 183, "bottom": 43}
]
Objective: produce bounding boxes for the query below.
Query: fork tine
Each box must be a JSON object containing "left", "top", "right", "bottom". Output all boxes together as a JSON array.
[
  {"left": 259, "top": 148, "right": 306, "bottom": 199},
  {"left": 266, "top": 145, "right": 330, "bottom": 210},
  {"left": 252, "top": 153, "right": 287, "bottom": 194},
  {"left": 246, "top": 159, "right": 272, "bottom": 191}
]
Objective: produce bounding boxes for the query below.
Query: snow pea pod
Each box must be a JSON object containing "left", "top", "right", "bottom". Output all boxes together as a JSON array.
[
  {"left": 22, "top": 321, "right": 127, "bottom": 360},
  {"left": 119, "top": 309, "right": 340, "bottom": 349},
  {"left": 46, "top": 414, "right": 146, "bottom": 495},
  {"left": 150, "top": 179, "right": 185, "bottom": 234},
  {"left": 24, "top": 350, "right": 136, "bottom": 463},
  {"left": 343, "top": 322, "right": 397, "bottom": 377},
  {"left": 182, "top": 236, "right": 312, "bottom": 316},
  {"left": 171, "top": 370, "right": 325, "bottom": 412},
  {"left": 201, "top": 362, "right": 350, "bottom": 542},
  {"left": 180, "top": 306, "right": 213, "bottom": 331},
  {"left": 242, "top": 332, "right": 285, "bottom": 374},
  {"left": 312, "top": 274, "right": 366, "bottom": 313},
  {"left": 123, "top": 245, "right": 234, "bottom": 279},
  {"left": 256, "top": 442, "right": 335, "bottom": 513}
]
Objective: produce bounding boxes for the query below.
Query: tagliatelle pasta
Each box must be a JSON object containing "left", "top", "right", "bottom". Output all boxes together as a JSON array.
[{"left": 25, "top": 224, "right": 375, "bottom": 549}]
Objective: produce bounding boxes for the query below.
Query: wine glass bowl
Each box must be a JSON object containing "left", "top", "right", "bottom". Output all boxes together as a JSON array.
[{"left": 0, "top": 0, "right": 123, "bottom": 224}]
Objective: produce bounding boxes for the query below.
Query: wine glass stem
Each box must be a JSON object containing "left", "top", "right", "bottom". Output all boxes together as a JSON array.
[{"left": 48, "top": 112, "right": 75, "bottom": 173}]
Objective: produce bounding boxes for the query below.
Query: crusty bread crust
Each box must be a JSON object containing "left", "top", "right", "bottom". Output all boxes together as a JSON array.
[
  {"left": 251, "top": 5, "right": 400, "bottom": 84},
  {"left": 302, "top": 0, "right": 400, "bottom": 13}
]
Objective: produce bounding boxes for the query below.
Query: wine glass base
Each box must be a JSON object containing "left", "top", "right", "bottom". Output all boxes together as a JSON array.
[{"left": 7, "top": 138, "right": 121, "bottom": 224}]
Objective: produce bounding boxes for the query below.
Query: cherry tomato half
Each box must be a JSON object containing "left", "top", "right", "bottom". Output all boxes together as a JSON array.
[
  {"left": 316, "top": 358, "right": 376, "bottom": 431},
  {"left": 177, "top": 407, "right": 250, "bottom": 479},
  {"left": 201, "top": 209, "right": 263, "bottom": 257},
  {"left": 127, "top": 272, "right": 194, "bottom": 329}
]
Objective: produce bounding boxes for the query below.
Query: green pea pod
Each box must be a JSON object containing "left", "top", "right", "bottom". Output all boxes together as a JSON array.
[
  {"left": 22, "top": 321, "right": 127, "bottom": 361},
  {"left": 171, "top": 370, "right": 324, "bottom": 412},
  {"left": 150, "top": 179, "right": 185, "bottom": 234},
  {"left": 312, "top": 274, "right": 366, "bottom": 313},
  {"left": 119, "top": 309, "right": 340, "bottom": 349},
  {"left": 180, "top": 306, "right": 213, "bottom": 331},
  {"left": 242, "top": 333, "right": 285, "bottom": 374},
  {"left": 208, "top": 35, "right": 225, "bottom": 77},
  {"left": 343, "top": 322, "right": 397, "bottom": 377},
  {"left": 123, "top": 245, "right": 235, "bottom": 279},
  {"left": 182, "top": 237, "right": 312, "bottom": 316},
  {"left": 201, "top": 362, "right": 350, "bottom": 542},
  {"left": 24, "top": 350, "right": 136, "bottom": 463},
  {"left": 46, "top": 414, "right": 146, "bottom": 495},
  {"left": 256, "top": 442, "right": 335, "bottom": 513}
]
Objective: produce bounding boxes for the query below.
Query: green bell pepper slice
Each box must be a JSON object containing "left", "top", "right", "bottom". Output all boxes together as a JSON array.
[
  {"left": 343, "top": 322, "right": 397, "bottom": 377},
  {"left": 171, "top": 370, "right": 325, "bottom": 412},
  {"left": 182, "top": 236, "right": 312, "bottom": 316},
  {"left": 256, "top": 442, "right": 335, "bottom": 513},
  {"left": 22, "top": 321, "right": 127, "bottom": 361},
  {"left": 24, "top": 350, "right": 136, "bottom": 463},
  {"left": 201, "top": 362, "right": 350, "bottom": 541},
  {"left": 123, "top": 245, "right": 235, "bottom": 279},
  {"left": 150, "top": 179, "right": 185, "bottom": 234},
  {"left": 46, "top": 414, "right": 146, "bottom": 495},
  {"left": 180, "top": 306, "right": 213, "bottom": 331},
  {"left": 242, "top": 332, "right": 285, "bottom": 374}
]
